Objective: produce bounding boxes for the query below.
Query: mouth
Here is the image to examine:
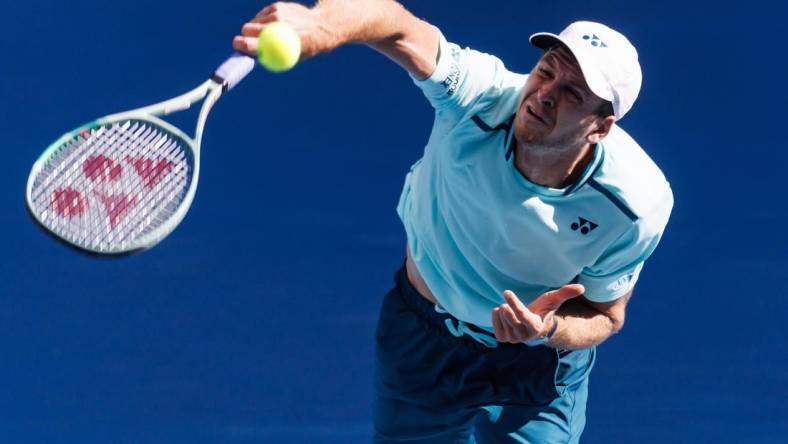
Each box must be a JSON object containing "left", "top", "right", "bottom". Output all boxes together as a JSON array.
[{"left": 525, "top": 105, "right": 548, "bottom": 125}]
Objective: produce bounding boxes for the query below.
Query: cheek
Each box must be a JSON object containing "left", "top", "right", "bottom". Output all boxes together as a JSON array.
[
  {"left": 554, "top": 113, "right": 595, "bottom": 141},
  {"left": 554, "top": 106, "right": 587, "bottom": 130},
  {"left": 541, "top": 114, "right": 575, "bottom": 141},
  {"left": 521, "top": 77, "right": 539, "bottom": 101}
]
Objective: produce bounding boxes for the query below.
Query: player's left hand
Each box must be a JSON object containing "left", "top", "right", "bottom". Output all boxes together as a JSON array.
[
  {"left": 492, "top": 284, "right": 584, "bottom": 344},
  {"left": 233, "top": 2, "right": 340, "bottom": 60}
]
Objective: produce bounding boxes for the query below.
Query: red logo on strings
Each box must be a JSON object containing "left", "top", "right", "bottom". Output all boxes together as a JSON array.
[
  {"left": 51, "top": 155, "right": 176, "bottom": 229},
  {"left": 83, "top": 155, "right": 122, "bottom": 182},
  {"left": 51, "top": 188, "right": 88, "bottom": 218},
  {"left": 94, "top": 191, "right": 139, "bottom": 229},
  {"left": 126, "top": 156, "right": 174, "bottom": 189}
]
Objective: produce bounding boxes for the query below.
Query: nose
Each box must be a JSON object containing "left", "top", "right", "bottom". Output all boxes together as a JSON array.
[{"left": 537, "top": 82, "right": 556, "bottom": 109}]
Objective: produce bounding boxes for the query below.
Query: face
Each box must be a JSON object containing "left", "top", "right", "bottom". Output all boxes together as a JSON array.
[{"left": 515, "top": 45, "right": 613, "bottom": 152}]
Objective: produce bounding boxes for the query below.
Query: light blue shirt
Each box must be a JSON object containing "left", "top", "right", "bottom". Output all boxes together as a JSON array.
[{"left": 397, "top": 31, "right": 673, "bottom": 332}]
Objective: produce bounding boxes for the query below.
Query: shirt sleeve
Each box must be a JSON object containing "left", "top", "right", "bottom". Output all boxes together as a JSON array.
[
  {"left": 578, "top": 190, "right": 674, "bottom": 302},
  {"left": 410, "top": 28, "right": 512, "bottom": 122}
]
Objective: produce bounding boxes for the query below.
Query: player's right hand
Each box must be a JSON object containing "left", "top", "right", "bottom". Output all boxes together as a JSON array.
[
  {"left": 233, "top": 2, "right": 341, "bottom": 60},
  {"left": 492, "top": 284, "right": 584, "bottom": 344}
]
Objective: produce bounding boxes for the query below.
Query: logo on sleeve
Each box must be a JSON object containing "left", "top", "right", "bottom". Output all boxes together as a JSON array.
[
  {"left": 611, "top": 273, "right": 633, "bottom": 291},
  {"left": 570, "top": 217, "right": 599, "bottom": 235},
  {"left": 443, "top": 63, "right": 460, "bottom": 97},
  {"left": 441, "top": 46, "right": 462, "bottom": 97}
]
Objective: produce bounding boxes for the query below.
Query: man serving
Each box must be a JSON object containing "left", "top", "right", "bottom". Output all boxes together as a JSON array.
[{"left": 234, "top": 1, "right": 673, "bottom": 442}]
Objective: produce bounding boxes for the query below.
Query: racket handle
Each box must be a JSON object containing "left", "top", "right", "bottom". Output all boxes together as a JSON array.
[{"left": 213, "top": 53, "right": 255, "bottom": 91}]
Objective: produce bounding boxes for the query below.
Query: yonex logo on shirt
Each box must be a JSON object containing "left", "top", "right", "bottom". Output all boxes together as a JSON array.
[
  {"left": 441, "top": 47, "right": 462, "bottom": 97},
  {"left": 570, "top": 217, "right": 599, "bottom": 234},
  {"left": 611, "top": 273, "right": 634, "bottom": 291},
  {"left": 443, "top": 63, "right": 460, "bottom": 96},
  {"left": 582, "top": 34, "right": 607, "bottom": 48}
]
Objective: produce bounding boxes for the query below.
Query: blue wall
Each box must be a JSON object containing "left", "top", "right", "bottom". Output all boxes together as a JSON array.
[{"left": 1, "top": 1, "right": 786, "bottom": 442}]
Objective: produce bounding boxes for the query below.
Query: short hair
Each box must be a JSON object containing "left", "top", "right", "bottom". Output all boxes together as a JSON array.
[{"left": 595, "top": 100, "right": 614, "bottom": 118}]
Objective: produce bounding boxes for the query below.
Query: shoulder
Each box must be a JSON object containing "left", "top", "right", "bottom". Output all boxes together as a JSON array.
[
  {"left": 413, "top": 28, "right": 529, "bottom": 125},
  {"left": 589, "top": 125, "right": 673, "bottom": 232},
  {"left": 459, "top": 70, "right": 526, "bottom": 136},
  {"left": 471, "top": 69, "right": 528, "bottom": 122}
]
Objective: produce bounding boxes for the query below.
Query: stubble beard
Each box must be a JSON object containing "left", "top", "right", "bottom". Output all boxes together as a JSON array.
[{"left": 516, "top": 123, "right": 588, "bottom": 159}]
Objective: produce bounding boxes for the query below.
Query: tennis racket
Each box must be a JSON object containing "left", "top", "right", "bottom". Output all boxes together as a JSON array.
[{"left": 25, "top": 53, "right": 255, "bottom": 255}]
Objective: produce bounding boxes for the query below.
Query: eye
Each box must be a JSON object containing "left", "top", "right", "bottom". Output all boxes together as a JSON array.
[
  {"left": 566, "top": 88, "right": 583, "bottom": 103},
  {"left": 537, "top": 67, "right": 553, "bottom": 78}
]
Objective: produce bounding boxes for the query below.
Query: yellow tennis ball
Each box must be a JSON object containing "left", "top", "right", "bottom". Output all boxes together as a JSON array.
[{"left": 257, "top": 22, "right": 301, "bottom": 72}]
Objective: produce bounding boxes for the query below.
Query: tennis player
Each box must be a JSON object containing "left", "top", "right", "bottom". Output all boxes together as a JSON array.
[{"left": 235, "top": 1, "right": 673, "bottom": 442}]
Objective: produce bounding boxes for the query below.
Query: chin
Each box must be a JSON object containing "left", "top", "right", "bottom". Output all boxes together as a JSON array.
[{"left": 514, "top": 119, "right": 545, "bottom": 145}]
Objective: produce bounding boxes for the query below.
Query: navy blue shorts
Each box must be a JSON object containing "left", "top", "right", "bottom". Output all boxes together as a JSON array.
[{"left": 373, "top": 265, "right": 596, "bottom": 443}]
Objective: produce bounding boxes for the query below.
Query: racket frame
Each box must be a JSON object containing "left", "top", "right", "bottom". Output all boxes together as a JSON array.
[{"left": 25, "top": 79, "right": 223, "bottom": 254}]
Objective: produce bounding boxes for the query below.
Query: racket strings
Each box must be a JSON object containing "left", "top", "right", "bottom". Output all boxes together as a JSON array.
[
  {"left": 29, "top": 119, "right": 193, "bottom": 252},
  {"left": 102, "top": 135, "right": 187, "bottom": 247},
  {"left": 94, "top": 125, "right": 175, "bottom": 243},
  {"left": 34, "top": 122, "right": 131, "bottom": 245},
  {"left": 53, "top": 122, "right": 187, "bottom": 250},
  {"left": 35, "top": 124, "right": 134, "bottom": 242}
]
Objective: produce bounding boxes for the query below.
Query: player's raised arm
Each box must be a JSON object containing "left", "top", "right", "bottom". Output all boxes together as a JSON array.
[{"left": 233, "top": 0, "right": 440, "bottom": 79}]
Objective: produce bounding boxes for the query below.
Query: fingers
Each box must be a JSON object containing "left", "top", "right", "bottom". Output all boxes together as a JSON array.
[
  {"left": 492, "top": 292, "right": 543, "bottom": 343},
  {"left": 234, "top": 2, "right": 292, "bottom": 55},
  {"left": 242, "top": 22, "right": 265, "bottom": 37},
  {"left": 235, "top": 2, "right": 328, "bottom": 61},
  {"left": 492, "top": 307, "right": 512, "bottom": 341},
  {"left": 235, "top": 19, "right": 276, "bottom": 56},
  {"left": 503, "top": 290, "right": 543, "bottom": 326},
  {"left": 501, "top": 305, "right": 529, "bottom": 342},
  {"left": 253, "top": 5, "right": 272, "bottom": 21},
  {"left": 232, "top": 36, "right": 259, "bottom": 56},
  {"left": 492, "top": 307, "right": 526, "bottom": 343},
  {"left": 553, "top": 283, "right": 585, "bottom": 303},
  {"left": 528, "top": 284, "right": 585, "bottom": 314},
  {"left": 253, "top": 3, "right": 279, "bottom": 22},
  {"left": 252, "top": 2, "right": 303, "bottom": 24}
]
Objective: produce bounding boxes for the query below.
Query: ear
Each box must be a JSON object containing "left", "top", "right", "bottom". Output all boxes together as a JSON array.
[{"left": 586, "top": 115, "right": 615, "bottom": 144}]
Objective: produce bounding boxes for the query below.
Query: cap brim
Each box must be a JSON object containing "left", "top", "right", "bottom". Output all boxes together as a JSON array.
[
  {"left": 529, "top": 32, "right": 562, "bottom": 50},
  {"left": 528, "top": 32, "right": 615, "bottom": 104}
]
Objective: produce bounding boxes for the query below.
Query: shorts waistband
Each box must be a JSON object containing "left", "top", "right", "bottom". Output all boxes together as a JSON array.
[{"left": 395, "top": 264, "right": 499, "bottom": 350}]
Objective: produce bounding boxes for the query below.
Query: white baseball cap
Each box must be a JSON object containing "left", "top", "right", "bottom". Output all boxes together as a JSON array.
[{"left": 529, "top": 21, "right": 642, "bottom": 120}]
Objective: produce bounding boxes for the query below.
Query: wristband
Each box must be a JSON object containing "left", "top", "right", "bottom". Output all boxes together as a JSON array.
[{"left": 525, "top": 317, "right": 559, "bottom": 347}]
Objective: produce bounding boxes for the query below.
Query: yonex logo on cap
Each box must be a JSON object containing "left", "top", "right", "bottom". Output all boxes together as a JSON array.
[
  {"left": 582, "top": 34, "right": 607, "bottom": 48},
  {"left": 530, "top": 21, "right": 642, "bottom": 119}
]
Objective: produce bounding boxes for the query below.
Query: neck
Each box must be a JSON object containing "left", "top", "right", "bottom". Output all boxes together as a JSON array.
[{"left": 514, "top": 141, "right": 595, "bottom": 189}]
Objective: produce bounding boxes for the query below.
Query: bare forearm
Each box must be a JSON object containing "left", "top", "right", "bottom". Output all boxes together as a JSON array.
[
  {"left": 234, "top": 1, "right": 438, "bottom": 77},
  {"left": 314, "top": 0, "right": 438, "bottom": 77},
  {"left": 492, "top": 286, "right": 630, "bottom": 350},
  {"left": 314, "top": 0, "right": 412, "bottom": 45},
  {"left": 547, "top": 298, "right": 623, "bottom": 350}
]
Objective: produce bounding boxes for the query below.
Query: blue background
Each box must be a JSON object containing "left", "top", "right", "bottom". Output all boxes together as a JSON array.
[{"left": 2, "top": 0, "right": 787, "bottom": 442}]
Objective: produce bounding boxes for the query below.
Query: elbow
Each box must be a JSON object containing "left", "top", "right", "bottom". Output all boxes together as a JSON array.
[
  {"left": 610, "top": 315, "right": 625, "bottom": 334},
  {"left": 367, "top": 17, "right": 439, "bottom": 80}
]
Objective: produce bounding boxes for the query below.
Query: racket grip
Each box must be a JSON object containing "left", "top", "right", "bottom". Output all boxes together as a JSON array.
[{"left": 214, "top": 53, "right": 255, "bottom": 91}]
